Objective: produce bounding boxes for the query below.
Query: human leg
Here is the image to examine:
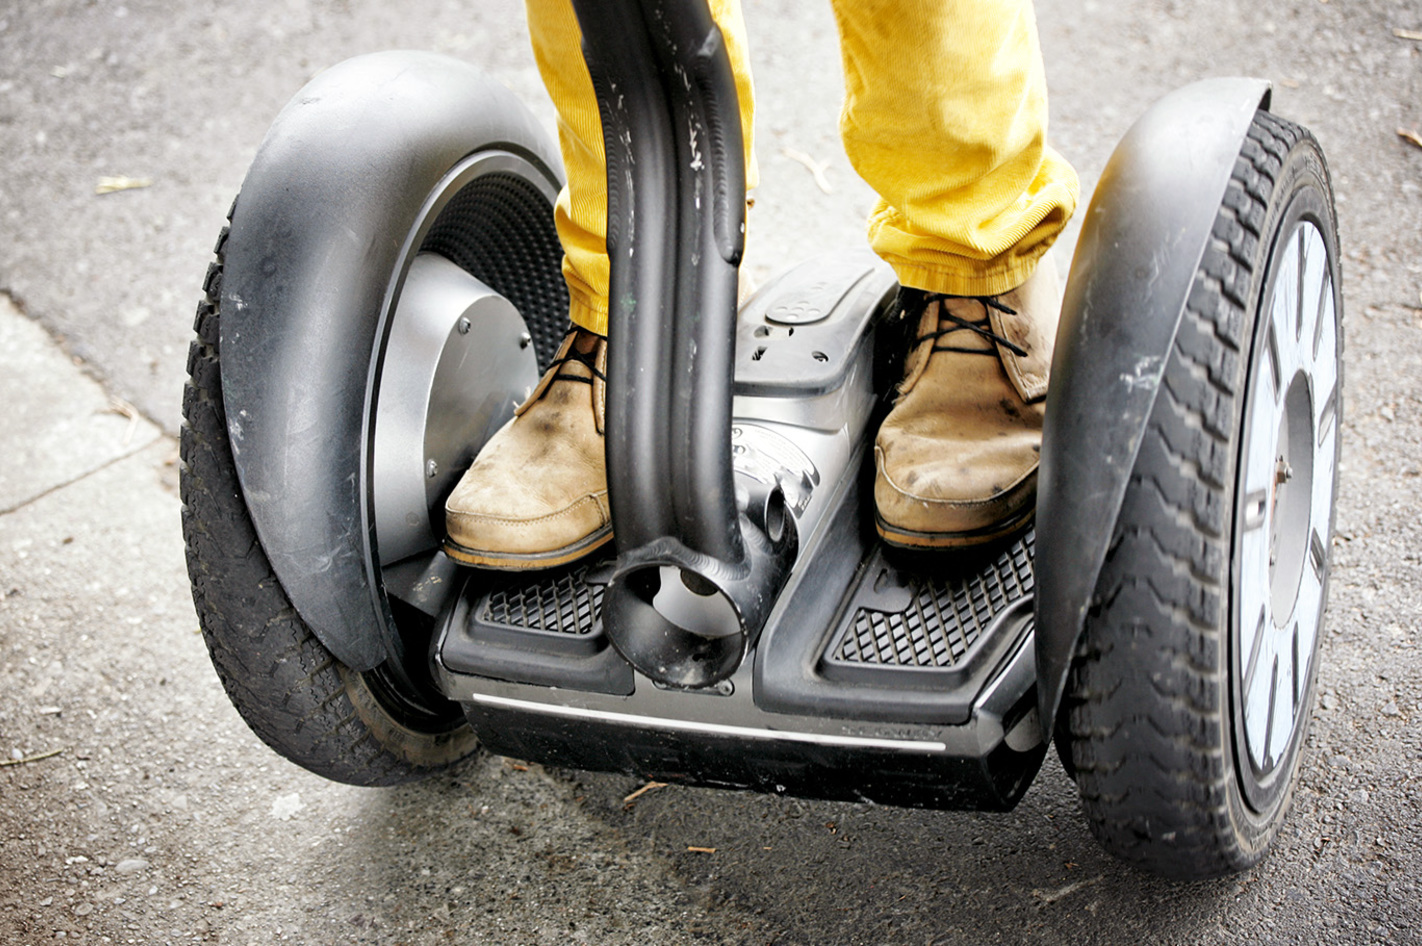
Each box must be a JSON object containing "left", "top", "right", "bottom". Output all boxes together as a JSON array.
[
  {"left": 525, "top": 0, "right": 756, "bottom": 337},
  {"left": 829, "top": 0, "right": 1077, "bottom": 295},
  {"left": 829, "top": 0, "right": 1079, "bottom": 547}
]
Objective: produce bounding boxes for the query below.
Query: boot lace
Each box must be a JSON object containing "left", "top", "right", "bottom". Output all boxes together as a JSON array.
[
  {"left": 906, "top": 291, "right": 1027, "bottom": 358},
  {"left": 545, "top": 330, "right": 607, "bottom": 387}
]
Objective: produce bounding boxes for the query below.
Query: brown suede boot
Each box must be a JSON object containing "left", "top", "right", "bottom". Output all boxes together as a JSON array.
[
  {"left": 874, "top": 256, "right": 1060, "bottom": 549},
  {"left": 443, "top": 327, "right": 612, "bottom": 569}
]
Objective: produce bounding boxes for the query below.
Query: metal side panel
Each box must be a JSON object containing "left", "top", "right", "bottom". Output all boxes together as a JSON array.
[
  {"left": 221, "top": 52, "right": 563, "bottom": 671},
  {"left": 1035, "top": 77, "right": 1272, "bottom": 735}
]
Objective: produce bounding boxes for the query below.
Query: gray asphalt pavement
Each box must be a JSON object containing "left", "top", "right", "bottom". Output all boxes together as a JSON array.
[{"left": 2, "top": 0, "right": 1421, "bottom": 943}]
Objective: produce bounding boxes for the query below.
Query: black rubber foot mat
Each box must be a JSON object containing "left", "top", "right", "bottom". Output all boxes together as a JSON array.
[
  {"left": 439, "top": 555, "right": 632, "bottom": 695},
  {"left": 819, "top": 530, "right": 1034, "bottom": 686},
  {"left": 475, "top": 559, "right": 607, "bottom": 643}
]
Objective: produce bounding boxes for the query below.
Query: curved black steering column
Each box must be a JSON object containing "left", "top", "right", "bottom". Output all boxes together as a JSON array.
[{"left": 571, "top": 0, "right": 796, "bottom": 689}]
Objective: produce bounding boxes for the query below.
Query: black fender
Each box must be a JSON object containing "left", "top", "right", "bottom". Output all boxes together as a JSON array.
[
  {"left": 220, "top": 52, "right": 563, "bottom": 671},
  {"left": 1035, "top": 78, "right": 1272, "bottom": 736}
]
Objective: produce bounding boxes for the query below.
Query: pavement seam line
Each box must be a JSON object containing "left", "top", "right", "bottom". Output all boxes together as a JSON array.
[{"left": 0, "top": 433, "right": 171, "bottom": 517}]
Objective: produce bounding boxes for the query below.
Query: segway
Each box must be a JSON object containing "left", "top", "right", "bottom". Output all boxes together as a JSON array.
[{"left": 180, "top": 0, "right": 1342, "bottom": 879}]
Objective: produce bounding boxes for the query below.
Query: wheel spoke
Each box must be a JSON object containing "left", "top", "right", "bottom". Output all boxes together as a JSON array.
[
  {"left": 1292, "top": 529, "right": 1327, "bottom": 698},
  {"left": 1242, "top": 604, "right": 1269, "bottom": 704},
  {"left": 1261, "top": 653, "right": 1279, "bottom": 770},
  {"left": 1312, "top": 276, "right": 1339, "bottom": 446},
  {"left": 1269, "top": 635, "right": 1296, "bottom": 766},
  {"left": 1312, "top": 420, "right": 1337, "bottom": 538},
  {"left": 1244, "top": 604, "right": 1277, "bottom": 769},
  {"left": 1314, "top": 270, "right": 1336, "bottom": 362},
  {"left": 1265, "top": 316, "right": 1283, "bottom": 403},
  {"left": 1239, "top": 513, "right": 1271, "bottom": 640},
  {"left": 1300, "top": 225, "right": 1327, "bottom": 355},
  {"left": 1269, "top": 229, "right": 1302, "bottom": 387},
  {"left": 1241, "top": 490, "right": 1269, "bottom": 531},
  {"left": 1242, "top": 344, "right": 1279, "bottom": 500},
  {"left": 1239, "top": 495, "right": 1274, "bottom": 763},
  {"left": 1316, "top": 380, "right": 1339, "bottom": 450}
]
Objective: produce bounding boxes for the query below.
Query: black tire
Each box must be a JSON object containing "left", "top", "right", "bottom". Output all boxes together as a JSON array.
[
  {"left": 1057, "top": 111, "right": 1342, "bottom": 878},
  {"left": 180, "top": 53, "right": 569, "bottom": 786},
  {"left": 181, "top": 213, "right": 480, "bottom": 785}
]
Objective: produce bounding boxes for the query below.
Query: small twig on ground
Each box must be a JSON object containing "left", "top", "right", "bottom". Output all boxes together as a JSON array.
[
  {"left": 780, "top": 147, "right": 834, "bottom": 194},
  {"left": 622, "top": 781, "right": 667, "bottom": 804},
  {"left": 95, "top": 176, "right": 153, "bottom": 195},
  {"left": 1397, "top": 128, "right": 1422, "bottom": 151},
  {"left": 1031, "top": 874, "right": 1104, "bottom": 907},
  {"left": 686, "top": 846, "right": 717, "bottom": 854},
  {"left": 105, "top": 395, "right": 141, "bottom": 446},
  {"left": 1392, "top": 27, "right": 1422, "bottom": 41},
  {"left": 0, "top": 748, "right": 64, "bottom": 768}
]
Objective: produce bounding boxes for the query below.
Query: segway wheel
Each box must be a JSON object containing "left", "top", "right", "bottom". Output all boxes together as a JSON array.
[
  {"left": 180, "top": 55, "right": 571, "bottom": 786},
  {"left": 1057, "top": 111, "right": 1341, "bottom": 878},
  {"left": 181, "top": 214, "right": 485, "bottom": 786}
]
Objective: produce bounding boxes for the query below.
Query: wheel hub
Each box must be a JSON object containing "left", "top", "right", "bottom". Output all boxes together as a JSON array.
[{"left": 372, "top": 252, "right": 538, "bottom": 567}]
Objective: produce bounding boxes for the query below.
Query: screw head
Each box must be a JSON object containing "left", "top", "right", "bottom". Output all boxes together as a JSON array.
[
  {"left": 457, "top": 317, "right": 472, "bottom": 335},
  {"left": 425, "top": 459, "right": 438, "bottom": 479},
  {"left": 519, "top": 332, "right": 532, "bottom": 349}
]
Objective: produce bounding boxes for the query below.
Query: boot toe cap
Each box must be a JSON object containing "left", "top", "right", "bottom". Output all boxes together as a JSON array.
[
  {"left": 873, "top": 445, "right": 1037, "bottom": 546},
  {"left": 445, "top": 489, "right": 611, "bottom": 562}
]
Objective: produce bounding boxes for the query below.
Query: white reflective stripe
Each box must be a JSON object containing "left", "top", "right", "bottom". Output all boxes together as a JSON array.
[{"left": 467, "top": 693, "right": 948, "bottom": 753}]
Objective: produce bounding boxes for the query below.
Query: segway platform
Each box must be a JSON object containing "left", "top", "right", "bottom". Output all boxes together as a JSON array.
[
  {"left": 430, "top": 251, "right": 1044, "bottom": 810},
  {"left": 181, "top": 0, "right": 1344, "bottom": 881}
]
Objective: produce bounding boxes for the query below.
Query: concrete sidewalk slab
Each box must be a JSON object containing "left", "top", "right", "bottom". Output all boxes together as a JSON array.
[
  {"left": 0, "top": 295, "right": 759, "bottom": 944},
  {"left": 0, "top": 297, "right": 163, "bottom": 513}
]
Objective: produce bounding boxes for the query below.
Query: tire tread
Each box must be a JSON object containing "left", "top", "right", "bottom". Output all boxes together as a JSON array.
[
  {"left": 180, "top": 219, "right": 470, "bottom": 787},
  {"left": 1058, "top": 113, "right": 1315, "bottom": 878}
]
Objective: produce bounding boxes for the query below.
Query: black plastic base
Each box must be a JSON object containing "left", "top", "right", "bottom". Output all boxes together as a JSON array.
[
  {"left": 754, "top": 469, "right": 1036, "bottom": 726},
  {"left": 463, "top": 701, "right": 1045, "bottom": 811},
  {"left": 429, "top": 246, "right": 1045, "bottom": 813},
  {"left": 436, "top": 475, "right": 1036, "bottom": 723},
  {"left": 435, "top": 483, "right": 1046, "bottom": 811},
  {"left": 438, "top": 558, "right": 634, "bottom": 695}
]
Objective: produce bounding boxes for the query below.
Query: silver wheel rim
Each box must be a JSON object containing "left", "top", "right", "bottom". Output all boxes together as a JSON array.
[{"left": 1235, "top": 219, "right": 1339, "bottom": 779}]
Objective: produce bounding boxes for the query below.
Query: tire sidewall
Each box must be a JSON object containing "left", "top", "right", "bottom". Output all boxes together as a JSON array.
[{"left": 340, "top": 665, "right": 481, "bottom": 769}]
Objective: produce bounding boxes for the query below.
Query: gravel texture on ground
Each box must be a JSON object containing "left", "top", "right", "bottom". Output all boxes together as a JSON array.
[{"left": 2, "top": 0, "right": 1421, "bottom": 943}]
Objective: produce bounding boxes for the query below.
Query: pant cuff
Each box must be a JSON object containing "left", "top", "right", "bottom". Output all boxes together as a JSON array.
[
  {"left": 568, "top": 288, "right": 610, "bottom": 336},
  {"left": 888, "top": 245, "right": 1056, "bottom": 298}
]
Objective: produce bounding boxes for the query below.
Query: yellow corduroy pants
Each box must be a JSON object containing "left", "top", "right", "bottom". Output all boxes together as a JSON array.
[{"left": 526, "top": 0, "right": 1079, "bottom": 336}]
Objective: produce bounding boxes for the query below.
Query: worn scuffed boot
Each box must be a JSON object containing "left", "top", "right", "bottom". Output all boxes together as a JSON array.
[
  {"left": 443, "top": 327, "right": 611, "bottom": 569},
  {"left": 874, "top": 256, "right": 1060, "bottom": 549}
]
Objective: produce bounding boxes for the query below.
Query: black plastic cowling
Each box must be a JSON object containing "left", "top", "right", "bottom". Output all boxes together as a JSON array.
[
  {"left": 571, "top": 0, "right": 795, "bottom": 688},
  {"left": 218, "top": 52, "right": 564, "bottom": 673},
  {"left": 1035, "top": 78, "right": 1273, "bottom": 737}
]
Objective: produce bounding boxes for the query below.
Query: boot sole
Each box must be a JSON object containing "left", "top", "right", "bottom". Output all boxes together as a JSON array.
[
  {"left": 875, "top": 505, "right": 1034, "bottom": 551},
  {"left": 442, "top": 526, "right": 614, "bottom": 571}
]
